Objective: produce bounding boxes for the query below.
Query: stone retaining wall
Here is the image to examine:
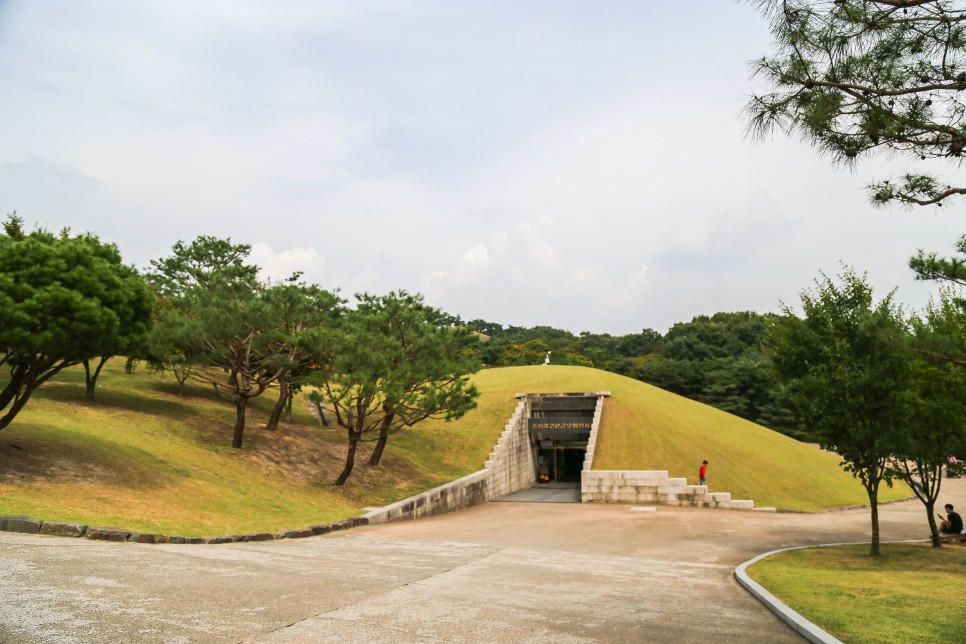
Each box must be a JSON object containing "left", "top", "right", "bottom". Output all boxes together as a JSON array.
[
  {"left": 483, "top": 398, "right": 536, "bottom": 499},
  {"left": 581, "top": 395, "right": 605, "bottom": 473},
  {"left": 364, "top": 399, "right": 535, "bottom": 524}
]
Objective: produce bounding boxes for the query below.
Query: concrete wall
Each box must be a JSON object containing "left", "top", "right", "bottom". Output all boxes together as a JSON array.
[
  {"left": 362, "top": 470, "right": 490, "bottom": 524},
  {"left": 365, "top": 399, "right": 535, "bottom": 525},
  {"left": 483, "top": 398, "right": 536, "bottom": 499},
  {"left": 581, "top": 395, "right": 605, "bottom": 473}
]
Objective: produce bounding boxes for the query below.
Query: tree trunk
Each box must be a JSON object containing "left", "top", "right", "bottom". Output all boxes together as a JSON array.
[
  {"left": 335, "top": 429, "right": 361, "bottom": 485},
  {"left": 926, "top": 499, "right": 942, "bottom": 547},
  {"left": 867, "top": 480, "right": 881, "bottom": 557},
  {"left": 232, "top": 396, "right": 248, "bottom": 449},
  {"left": 367, "top": 411, "right": 394, "bottom": 466},
  {"left": 0, "top": 388, "right": 34, "bottom": 430},
  {"left": 83, "top": 356, "right": 110, "bottom": 401},
  {"left": 173, "top": 366, "right": 189, "bottom": 396},
  {"left": 265, "top": 382, "right": 289, "bottom": 431},
  {"left": 0, "top": 360, "right": 67, "bottom": 430},
  {"left": 313, "top": 400, "right": 328, "bottom": 426}
]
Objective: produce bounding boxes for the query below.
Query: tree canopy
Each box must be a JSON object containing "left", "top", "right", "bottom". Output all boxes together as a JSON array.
[
  {"left": 316, "top": 291, "right": 481, "bottom": 485},
  {"left": 910, "top": 232, "right": 966, "bottom": 289},
  {"left": 747, "top": 0, "right": 966, "bottom": 206},
  {"left": 769, "top": 268, "right": 913, "bottom": 555},
  {"left": 0, "top": 214, "right": 154, "bottom": 429},
  {"left": 901, "top": 293, "right": 966, "bottom": 544},
  {"left": 147, "top": 237, "right": 337, "bottom": 448}
]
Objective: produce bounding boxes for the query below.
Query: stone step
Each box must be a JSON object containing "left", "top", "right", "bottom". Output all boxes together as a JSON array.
[
  {"left": 585, "top": 470, "right": 670, "bottom": 480},
  {"left": 723, "top": 500, "right": 755, "bottom": 510},
  {"left": 708, "top": 492, "right": 732, "bottom": 502},
  {"left": 657, "top": 486, "right": 688, "bottom": 494}
]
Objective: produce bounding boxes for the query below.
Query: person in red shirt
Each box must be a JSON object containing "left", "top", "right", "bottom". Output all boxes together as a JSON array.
[{"left": 699, "top": 460, "right": 708, "bottom": 485}]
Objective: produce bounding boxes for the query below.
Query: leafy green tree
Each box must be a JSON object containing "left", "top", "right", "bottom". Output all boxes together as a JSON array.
[
  {"left": 262, "top": 278, "right": 341, "bottom": 431},
  {"left": 148, "top": 236, "right": 259, "bottom": 298},
  {"left": 635, "top": 312, "right": 803, "bottom": 438},
  {"left": 899, "top": 296, "right": 966, "bottom": 545},
  {"left": 146, "top": 235, "right": 262, "bottom": 397},
  {"left": 910, "top": 233, "right": 966, "bottom": 297},
  {"left": 497, "top": 339, "right": 553, "bottom": 366},
  {"left": 145, "top": 298, "right": 195, "bottom": 395},
  {"left": 907, "top": 235, "right": 966, "bottom": 400},
  {"left": 147, "top": 237, "right": 315, "bottom": 449},
  {"left": 615, "top": 329, "right": 664, "bottom": 358},
  {"left": 0, "top": 213, "right": 154, "bottom": 428},
  {"left": 769, "top": 268, "right": 913, "bottom": 556},
  {"left": 316, "top": 291, "right": 481, "bottom": 485},
  {"left": 747, "top": 0, "right": 966, "bottom": 206}
]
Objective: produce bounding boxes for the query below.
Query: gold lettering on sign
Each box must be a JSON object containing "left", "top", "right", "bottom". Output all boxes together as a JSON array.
[{"left": 537, "top": 422, "right": 591, "bottom": 430}]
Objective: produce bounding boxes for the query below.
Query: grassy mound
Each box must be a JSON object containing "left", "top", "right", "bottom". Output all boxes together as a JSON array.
[
  {"left": 0, "top": 363, "right": 906, "bottom": 535},
  {"left": 405, "top": 365, "right": 907, "bottom": 512}
]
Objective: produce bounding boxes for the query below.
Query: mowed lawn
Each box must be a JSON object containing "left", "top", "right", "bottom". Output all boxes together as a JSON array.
[
  {"left": 748, "top": 543, "right": 966, "bottom": 643},
  {"left": 419, "top": 365, "right": 908, "bottom": 511},
  {"left": 0, "top": 364, "right": 361, "bottom": 536},
  {"left": 0, "top": 363, "right": 905, "bottom": 535}
]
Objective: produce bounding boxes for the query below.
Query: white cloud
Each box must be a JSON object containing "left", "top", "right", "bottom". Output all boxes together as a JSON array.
[
  {"left": 2, "top": 1, "right": 963, "bottom": 335},
  {"left": 249, "top": 243, "right": 329, "bottom": 284}
]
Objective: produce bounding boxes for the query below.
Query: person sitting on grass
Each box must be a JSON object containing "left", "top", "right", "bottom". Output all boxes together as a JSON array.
[{"left": 938, "top": 503, "right": 963, "bottom": 535}]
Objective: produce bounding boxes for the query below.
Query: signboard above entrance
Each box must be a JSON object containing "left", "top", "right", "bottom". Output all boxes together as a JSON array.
[{"left": 528, "top": 417, "right": 592, "bottom": 440}]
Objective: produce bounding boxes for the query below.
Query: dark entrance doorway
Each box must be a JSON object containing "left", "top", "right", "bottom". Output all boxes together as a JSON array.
[
  {"left": 528, "top": 394, "right": 597, "bottom": 486},
  {"left": 537, "top": 444, "right": 586, "bottom": 482}
]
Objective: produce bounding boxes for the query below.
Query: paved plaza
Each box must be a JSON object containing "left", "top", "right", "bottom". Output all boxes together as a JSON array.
[{"left": 1, "top": 478, "right": 963, "bottom": 643}]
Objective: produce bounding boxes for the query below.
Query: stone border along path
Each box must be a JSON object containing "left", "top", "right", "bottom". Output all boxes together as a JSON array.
[
  {"left": 1, "top": 479, "right": 962, "bottom": 643},
  {"left": 735, "top": 543, "right": 855, "bottom": 644},
  {"left": 735, "top": 537, "right": 956, "bottom": 644},
  {"left": 0, "top": 513, "right": 369, "bottom": 544}
]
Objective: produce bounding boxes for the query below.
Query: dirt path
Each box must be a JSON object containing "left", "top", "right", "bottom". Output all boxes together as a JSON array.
[{"left": 1, "top": 479, "right": 962, "bottom": 643}]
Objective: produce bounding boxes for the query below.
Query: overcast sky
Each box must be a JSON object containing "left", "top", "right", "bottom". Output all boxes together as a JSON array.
[{"left": 2, "top": 1, "right": 963, "bottom": 334}]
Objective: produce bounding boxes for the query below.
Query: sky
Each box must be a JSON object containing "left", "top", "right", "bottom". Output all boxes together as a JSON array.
[{"left": 1, "top": 1, "right": 964, "bottom": 335}]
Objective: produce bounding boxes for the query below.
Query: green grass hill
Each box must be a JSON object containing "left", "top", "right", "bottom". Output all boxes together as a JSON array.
[{"left": 0, "top": 363, "right": 907, "bottom": 536}]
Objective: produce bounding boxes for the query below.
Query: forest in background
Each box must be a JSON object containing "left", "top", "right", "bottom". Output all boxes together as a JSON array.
[{"left": 445, "top": 311, "right": 805, "bottom": 440}]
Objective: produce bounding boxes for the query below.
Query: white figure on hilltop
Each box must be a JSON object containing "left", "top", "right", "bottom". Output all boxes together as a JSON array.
[{"left": 543, "top": 351, "right": 551, "bottom": 366}]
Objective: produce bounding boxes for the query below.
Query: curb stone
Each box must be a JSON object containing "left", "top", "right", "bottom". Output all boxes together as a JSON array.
[
  {"left": 1, "top": 515, "right": 42, "bottom": 534},
  {"left": 41, "top": 522, "right": 88, "bottom": 537},
  {"left": 86, "top": 527, "right": 131, "bottom": 542},
  {"left": 0, "top": 513, "right": 369, "bottom": 544},
  {"left": 734, "top": 539, "right": 927, "bottom": 644}
]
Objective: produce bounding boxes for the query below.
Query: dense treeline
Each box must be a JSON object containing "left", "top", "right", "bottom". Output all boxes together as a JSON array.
[
  {"left": 454, "top": 311, "right": 806, "bottom": 440},
  {"left": 5, "top": 213, "right": 966, "bottom": 497}
]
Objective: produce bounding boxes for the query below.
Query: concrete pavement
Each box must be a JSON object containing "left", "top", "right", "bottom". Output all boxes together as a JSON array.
[{"left": 1, "top": 478, "right": 962, "bottom": 643}]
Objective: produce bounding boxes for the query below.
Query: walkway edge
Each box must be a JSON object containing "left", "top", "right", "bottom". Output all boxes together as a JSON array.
[{"left": 734, "top": 539, "right": 926, "bottom": 644}]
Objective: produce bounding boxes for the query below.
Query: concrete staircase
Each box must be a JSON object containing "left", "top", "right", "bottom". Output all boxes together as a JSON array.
[{"left": 581, "top": 470, "right": 765, "bottom": 510}]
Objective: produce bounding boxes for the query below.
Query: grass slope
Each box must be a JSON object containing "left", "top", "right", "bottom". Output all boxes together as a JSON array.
[
  {"left": 401, "top": 365, "right": 908, "bottom": 511},
  {"left": 0, "top": 363, "right": 905, "bottom": 535}
]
